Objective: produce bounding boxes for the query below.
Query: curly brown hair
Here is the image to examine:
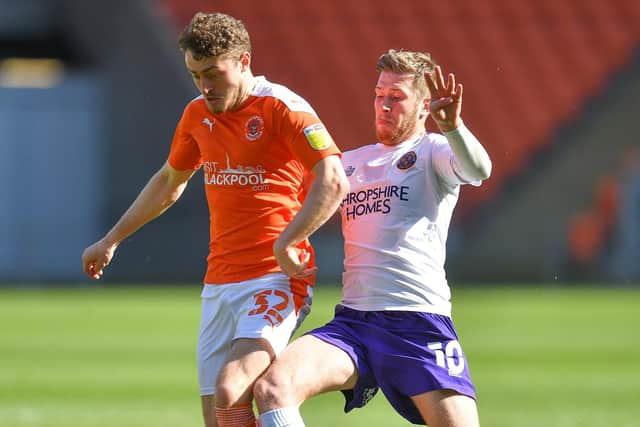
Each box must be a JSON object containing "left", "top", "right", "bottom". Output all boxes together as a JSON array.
[
  {"left": 178, "top": 12, "right": 251, "bottom": 60},
  {"left": 376, "top": 49, "right": 437, "bottom": 99}
]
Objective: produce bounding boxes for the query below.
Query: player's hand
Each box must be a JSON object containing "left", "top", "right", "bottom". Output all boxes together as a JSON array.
[
  {"left": 81, "top": 239, "right": 117, "bottom": 280},
  {"left": 273, "top": 244, "right": 317, "bottom": 280},
  {"left": 425, "top": 65, "right": 463, "bottom": 132}
]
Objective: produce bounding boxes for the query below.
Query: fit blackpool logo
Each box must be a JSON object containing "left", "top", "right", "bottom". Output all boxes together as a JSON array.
[{"left": 203, "top": 153, "right": 269, "bottom": 191}]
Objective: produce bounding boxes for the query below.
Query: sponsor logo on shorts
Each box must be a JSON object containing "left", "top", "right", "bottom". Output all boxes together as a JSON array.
[
  {"left": 303, "top": 123, "right": 332, "bottom": 150},
  {"left": 361, "top": 387, "right": 377, "bottom": 405},
  {"left": 245, "top": 115, "right": 264, "bottom": 141},
  {"left": 397, "top": 150, "right": 417, "bottom": 170}
]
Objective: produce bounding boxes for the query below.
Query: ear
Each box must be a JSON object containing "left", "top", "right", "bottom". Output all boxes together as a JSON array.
[{"left": 239, "top": 51, "right": 251, "bottom": 72}]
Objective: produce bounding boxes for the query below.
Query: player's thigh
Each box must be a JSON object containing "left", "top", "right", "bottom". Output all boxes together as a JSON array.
[
  {"left": 411, "top": 389, "right": 479, "bottom": 427},
  {"left": 199, "top": 273, "right": 303, "bottom": 398},
  {"left": 258, "top": 334, "right": 357, "bottom": 405}
]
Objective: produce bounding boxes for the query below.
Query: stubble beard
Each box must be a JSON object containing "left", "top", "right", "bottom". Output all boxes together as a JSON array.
[{"left": 376, "top": 106, "right": 420, "bottom": 146}]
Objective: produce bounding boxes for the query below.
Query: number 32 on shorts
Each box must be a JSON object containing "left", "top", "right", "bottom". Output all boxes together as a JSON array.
[
  {"left": 428, "top": 340, "right": 466, "bottom": 376},
  {"left": 248, "top": 289, "right": 290, "bottom": 327}
]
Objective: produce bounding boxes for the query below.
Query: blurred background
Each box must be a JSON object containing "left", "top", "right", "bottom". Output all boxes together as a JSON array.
[{"left": 1, "top": 0, "right": 639, "bottom": 286}]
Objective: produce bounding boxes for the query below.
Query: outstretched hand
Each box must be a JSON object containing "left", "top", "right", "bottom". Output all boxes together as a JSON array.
[
  {"left": 425, "top": 65, "right": 463, "bottom": 132},
  {"left": 82, "top": 239, "right": 117, "bottom": 280}
]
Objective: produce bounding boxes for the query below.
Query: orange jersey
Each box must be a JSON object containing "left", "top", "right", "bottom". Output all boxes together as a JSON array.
[{"left": 168, "top": 76, "right": 341, "bottom": 286}]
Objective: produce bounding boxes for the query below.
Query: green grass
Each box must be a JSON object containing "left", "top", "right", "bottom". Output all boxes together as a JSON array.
[{"left": 1, "top": 285, "right": 639, "bottom": 426}]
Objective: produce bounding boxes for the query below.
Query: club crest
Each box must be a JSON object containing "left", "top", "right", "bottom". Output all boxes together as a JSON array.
[
  {"left": 245, "top": 115, "right": 264, "bottom": 141},
  {"left": 397, "top": 151, "right": 417, "bottom": 170}
]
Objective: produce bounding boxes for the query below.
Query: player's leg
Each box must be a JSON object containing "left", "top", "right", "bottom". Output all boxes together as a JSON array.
[
  {"left": 201, "top": 338, "right": 272, "bottom": 427},
  {"left": 360, "top": 310, "right": 477, "bottom": 426},
  {"left": 254, "top": 334, "right": 358, "bottom": 427},
  {"left": 198, "top": 284, "right": 233, "bottom": 427},
  {"left": 200, "top": 395, "right": 216, "bottom": 427},
  {"left": 213, "top": 337, "right": 274, "bottom": 427},
  {"left": 212, "top": 273, "right": 312, "bottom": 427},
  {"left": 256, "top": 305, "right": 384, "bottom": 427},
  {"left": 410, "top": 389, "right": 479, "bottom": 427},
  {"left": 197, "top": 273, "right": 304, "bottom": 427}
]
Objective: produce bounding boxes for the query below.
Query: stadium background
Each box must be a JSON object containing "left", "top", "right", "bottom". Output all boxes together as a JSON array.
[
  {"left": 2, "top": 0, "right": 639, "bottom": 285},
  {"left": 1, "top": 1, "right": 640, "bottom": 426}
]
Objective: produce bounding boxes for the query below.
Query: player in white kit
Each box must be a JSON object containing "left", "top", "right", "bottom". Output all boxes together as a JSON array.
[{"left": 253, "top": 49, "right": 492, "bottom": 427}]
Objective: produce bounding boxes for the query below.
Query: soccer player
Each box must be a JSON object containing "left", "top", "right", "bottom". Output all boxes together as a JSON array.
[
  {"left": 253, "top": 49, "right": 492, "bottom": 427},
  {"left": 81, "top": 12, "right": 348, "bottom": 427}
]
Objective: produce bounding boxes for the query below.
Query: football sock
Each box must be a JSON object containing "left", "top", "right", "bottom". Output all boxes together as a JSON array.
[
  {"left": 215, "top": 402, "right": 258, "bottom": 427},
  {"left": 259, "top": 407, "right": 305, "bottom": 427}
]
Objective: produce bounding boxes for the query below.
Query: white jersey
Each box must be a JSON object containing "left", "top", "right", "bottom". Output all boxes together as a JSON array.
[{"left": 340, "top": 127, "right": 482, "bottom": 315}]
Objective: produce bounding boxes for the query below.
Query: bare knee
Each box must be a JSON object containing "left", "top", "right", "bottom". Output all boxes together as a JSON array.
[
  {"left": 254, "top": 368, "right": 297, "bottom": 411},
  {"left": 215, "top": 379, "right": 248, "bottom": 408}
]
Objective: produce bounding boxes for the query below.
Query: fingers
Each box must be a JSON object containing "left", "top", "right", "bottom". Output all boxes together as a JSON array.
[
  {"left": 435, "top": 66, "right": 446, "bottom": 93},
  {"left": 425, "top": 69, "right": 437, "bottom": 96},
  {"left": 274, "top": 247, "right": 317, "bottom": 280},
  {"left": 426, "top": 66, "right": 458, "bottom": 99},
  {"left": 82, "top": 246, "right": 109, "bottom": 280},
  {"left": 447, "top": 72, "right": 455, "bottom": 93},
  {"left": 291, "top": 265, "right": 318, "bottom": 279},
  {"left": 455, "top": 82, "right": 463, "bottom": 100},
  {"left": 88, "top": 263, "right": 103, "bottom": 280},
  {"left": 430, "top": 97, "right": 454, "bottom": 111},
  {"left": 83, "top": 259, "right": 105, "bottom": 279}
]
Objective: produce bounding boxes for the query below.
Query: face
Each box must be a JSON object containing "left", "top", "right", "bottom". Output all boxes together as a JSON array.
[
  {"left": 374, "top": 71, "right": 428, "bottom": 146},
  {"left": 185, "top": 50, "right": 249, "bottom": 114}
]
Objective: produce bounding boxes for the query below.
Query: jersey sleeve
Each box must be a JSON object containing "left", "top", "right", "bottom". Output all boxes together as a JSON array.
[
  {"left": 167, "top": 106, "right": 203, "bottom": 171},
  {"left": 431, "top": 135, "right": 481, "bottom": 188},
  {"left": 274, "top": 100, "right": 341, "bottom": 171}
]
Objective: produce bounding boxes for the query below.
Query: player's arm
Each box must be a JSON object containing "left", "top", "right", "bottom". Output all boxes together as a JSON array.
[
  {"left": 426, "top": 66, "right": 492, "bottom": 182},
  {"left": 81, "top": 161, "right": 196, "bottom": 279},
  {"left": 273, "top": 154, "right": 348, "bottom": 279},
  {"left": 443, "top": 122, "right": 492, "bottom": 183}
]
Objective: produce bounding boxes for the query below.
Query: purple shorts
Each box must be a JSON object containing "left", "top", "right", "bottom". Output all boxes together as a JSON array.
[{"left": 307, "top": 305, "right": 476, "bottom": 425}]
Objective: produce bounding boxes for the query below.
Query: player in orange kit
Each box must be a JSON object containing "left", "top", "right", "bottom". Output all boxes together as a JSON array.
[{"left": 81, "top": 12, "right": 348, "bottom": 427}]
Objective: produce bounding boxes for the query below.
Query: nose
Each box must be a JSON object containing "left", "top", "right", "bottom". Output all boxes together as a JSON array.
[
  {"left": 200, "top": 78, "right": 215, "bottom": 95},
  {"left": 382, "top": 104, "right": 391, "bottom": 112},
  {"left": 202, "top": 84, "right": 214, "bottom": 95}
]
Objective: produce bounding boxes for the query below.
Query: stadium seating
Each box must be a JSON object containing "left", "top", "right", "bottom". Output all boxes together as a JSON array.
[{"left": 155, "top": 0, "right": 640, "bottom": 219}]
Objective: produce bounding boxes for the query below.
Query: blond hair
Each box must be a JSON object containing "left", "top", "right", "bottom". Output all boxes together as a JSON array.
[{"left": 376, "top": 49, "right": 437, "bottom": 99}]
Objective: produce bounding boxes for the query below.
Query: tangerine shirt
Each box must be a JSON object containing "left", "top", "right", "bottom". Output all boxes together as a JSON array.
[{"left": 168, "top": 76, "right": 341, "bottom": 285}]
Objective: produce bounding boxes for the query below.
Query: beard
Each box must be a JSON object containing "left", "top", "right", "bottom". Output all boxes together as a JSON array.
[{"left": 376, "top": 105, "right": 421, "bottom": 146}]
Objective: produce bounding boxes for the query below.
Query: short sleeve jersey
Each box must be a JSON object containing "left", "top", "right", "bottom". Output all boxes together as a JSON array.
[
  {"left": 339, "top": 131, "right": 482, "bottom": 315},
  {"left": 168, "top": 76, "right": 341, "bottom": 285}
]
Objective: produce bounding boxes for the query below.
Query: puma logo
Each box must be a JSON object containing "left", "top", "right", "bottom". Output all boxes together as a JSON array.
[{"left": 203, "top": 117, "right": 215, "bottom": 132}]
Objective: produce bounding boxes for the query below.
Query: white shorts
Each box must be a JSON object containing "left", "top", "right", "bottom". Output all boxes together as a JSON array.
[{"left": 197, "top": 272, "right": 312, "bottom": 396}]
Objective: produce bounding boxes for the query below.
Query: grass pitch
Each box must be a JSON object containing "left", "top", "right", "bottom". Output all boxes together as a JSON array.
[{"left": 1, "top": 284, "right": 639, "bottom": 427}]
